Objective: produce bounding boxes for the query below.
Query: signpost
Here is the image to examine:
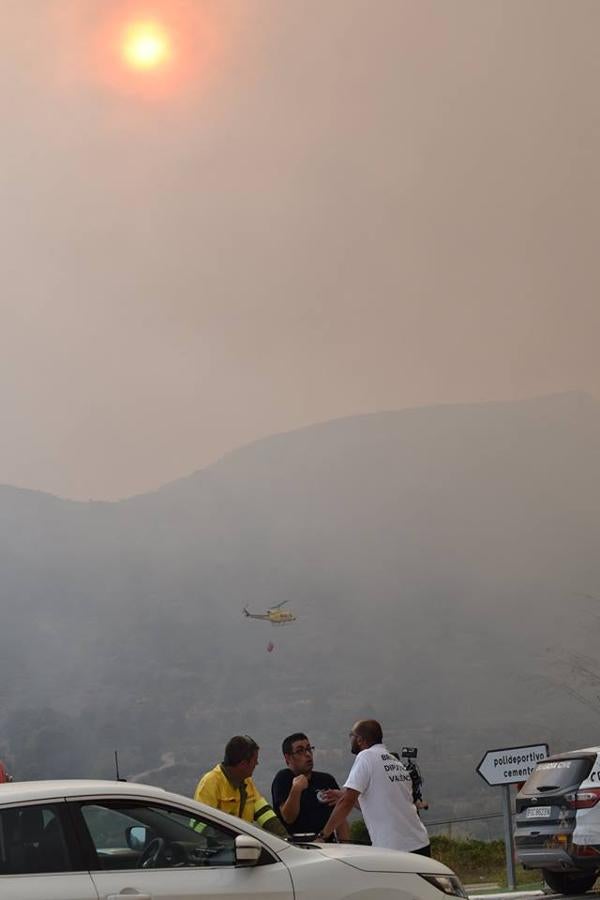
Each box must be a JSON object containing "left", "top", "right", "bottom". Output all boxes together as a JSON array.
[{"left": 476, "top": 743, "right": 549, "bottom": 890}]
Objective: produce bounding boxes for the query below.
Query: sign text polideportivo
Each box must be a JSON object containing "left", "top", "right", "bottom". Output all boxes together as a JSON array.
[{"left": 493, "top": 749, "right": 547, "bottom": 780}]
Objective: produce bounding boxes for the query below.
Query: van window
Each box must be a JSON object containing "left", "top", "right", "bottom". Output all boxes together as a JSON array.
[{"left": 522, "top": 757, "right": 593, "bottom": 794}]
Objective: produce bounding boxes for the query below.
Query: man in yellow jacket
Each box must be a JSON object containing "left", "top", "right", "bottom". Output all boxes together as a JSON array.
[{"left": 194, "top": 735, "right": 287, "bottom": 837}]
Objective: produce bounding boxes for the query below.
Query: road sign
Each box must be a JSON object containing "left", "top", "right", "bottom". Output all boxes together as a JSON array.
[
  {"left": 476, "top": 743, "right": 549, "bottom": 787},
  {"left": 476, "top": 742, "right": 549, "bottom": 891}
]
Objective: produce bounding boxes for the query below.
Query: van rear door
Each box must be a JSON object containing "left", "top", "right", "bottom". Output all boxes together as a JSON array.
[{"left": 515, "top": 755, "right": 596, "bottom": 866}]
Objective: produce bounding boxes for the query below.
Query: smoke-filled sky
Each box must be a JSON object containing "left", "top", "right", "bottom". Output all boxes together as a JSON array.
[{"left": 1, "top": 0, "right": 599, "bottom": 500}]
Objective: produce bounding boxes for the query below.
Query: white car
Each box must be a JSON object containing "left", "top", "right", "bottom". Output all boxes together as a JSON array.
[{"left": 0, "top": 779, "right": 466, "bottom": 900}]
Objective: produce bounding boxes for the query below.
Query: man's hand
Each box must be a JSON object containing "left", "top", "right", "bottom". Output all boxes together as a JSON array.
[
  {"left": 279, "top": 773, "right": 310, "bottom": 824},
  {"left": 292, "top": 774, "right": 309, "bottom": 792},
  {"left": 319, "top": 788, "right": 342, "bottom": 806},
  {"left": 319, "top": 787, "right": 360, "bottom": 842}
]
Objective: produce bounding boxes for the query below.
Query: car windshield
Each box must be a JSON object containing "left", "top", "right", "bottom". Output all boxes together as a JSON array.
[{"left": 521, "top": 757, "right": 594, "bottom": 795}]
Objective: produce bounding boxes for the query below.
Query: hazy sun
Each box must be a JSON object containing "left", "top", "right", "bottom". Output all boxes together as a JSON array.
[{"left": 122, "top": 21, "right": 172, "bottom": 70}]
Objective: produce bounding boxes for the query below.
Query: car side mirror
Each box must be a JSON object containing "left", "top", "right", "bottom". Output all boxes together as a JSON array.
[
  {"left": 235, "top": 834, "right": 262, "bottom": 866},
  {"left": 127, "top": 825, "right": 149, "bottom": 850}
]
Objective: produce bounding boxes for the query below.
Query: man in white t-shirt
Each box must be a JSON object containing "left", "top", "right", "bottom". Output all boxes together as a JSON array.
[{"left": 317, "top": 719, "right": 430, "bottom": 855}]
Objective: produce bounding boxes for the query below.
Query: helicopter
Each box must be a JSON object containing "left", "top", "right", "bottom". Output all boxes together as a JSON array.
[{"left": 243, "top": 600, "right": 296, "bottom": 625}]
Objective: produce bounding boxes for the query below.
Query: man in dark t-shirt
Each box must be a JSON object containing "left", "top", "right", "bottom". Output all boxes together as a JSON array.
[{"left": 271, "top": 732, "right": 350, "bottom": 840}]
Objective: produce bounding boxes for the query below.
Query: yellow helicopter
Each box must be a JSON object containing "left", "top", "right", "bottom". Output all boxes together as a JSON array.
[{"left": 243, "top": 600, "right": 296, "bottom": 626}]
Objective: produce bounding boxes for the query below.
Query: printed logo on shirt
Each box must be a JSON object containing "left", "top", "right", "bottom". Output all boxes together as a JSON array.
[{"left": 381, "top": 753, "right": 412, "bottom": 784}]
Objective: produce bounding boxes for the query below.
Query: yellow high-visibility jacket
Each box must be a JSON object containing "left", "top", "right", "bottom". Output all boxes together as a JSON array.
[{"left": 194, "top": 764, "right": 285, "bottom": 835}]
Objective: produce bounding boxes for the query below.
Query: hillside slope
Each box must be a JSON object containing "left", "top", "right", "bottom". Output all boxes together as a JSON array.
[{"left": 2, "top": 392, "right": 599, "bottom": 826}]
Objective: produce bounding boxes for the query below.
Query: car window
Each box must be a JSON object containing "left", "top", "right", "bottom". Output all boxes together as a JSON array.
[
  {"left": 80, "top": 800, "right": 237, "bottom": 870},
  {"left": 522, "top": 757, "right": 594, "bottom": 795},
  {"left": 0, "top": 803, "right": 72, "bottom": 875}
]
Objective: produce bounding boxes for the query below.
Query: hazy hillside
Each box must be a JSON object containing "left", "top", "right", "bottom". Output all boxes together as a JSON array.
[{"left": 2, "top": 392, "right": 600, "bottom": 832}]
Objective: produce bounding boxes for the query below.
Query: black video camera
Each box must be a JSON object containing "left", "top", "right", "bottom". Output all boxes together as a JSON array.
[{"left": 390, "top": 748, "right": 423, "bottom": 805}]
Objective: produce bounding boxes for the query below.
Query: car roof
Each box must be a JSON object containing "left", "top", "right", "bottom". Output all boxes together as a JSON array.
[
  {"left": 0, "top": 779, "right": 173, "bottom": 804},
  {"left": 545, "top": 747, "right": 600, "bottom": 761},
  {"left": 0, "top": 779, "right": 290, "bottom": 850}
]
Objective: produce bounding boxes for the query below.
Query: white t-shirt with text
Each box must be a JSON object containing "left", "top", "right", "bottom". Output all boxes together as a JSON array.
[{"left": 344, "top": 743, "right": 429, "bottom": 852}]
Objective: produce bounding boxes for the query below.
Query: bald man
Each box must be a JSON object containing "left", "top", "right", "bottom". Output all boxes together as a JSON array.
[{"left": 317, "top": 719, "right": 430, "bottom": 854}]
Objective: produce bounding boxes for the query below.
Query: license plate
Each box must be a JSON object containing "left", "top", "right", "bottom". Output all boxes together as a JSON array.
[{"left": 526, "top": 806, "right": 552, "bottom": 819}]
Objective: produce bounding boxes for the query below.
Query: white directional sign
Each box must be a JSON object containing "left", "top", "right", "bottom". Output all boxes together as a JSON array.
[{"left": 476, "top": 743, "right": 549, "bottom": 786}]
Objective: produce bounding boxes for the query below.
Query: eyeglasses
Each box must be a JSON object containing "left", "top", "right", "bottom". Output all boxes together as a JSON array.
[{"left": 291, "top": 745, "right": 315, "bottom": 756}]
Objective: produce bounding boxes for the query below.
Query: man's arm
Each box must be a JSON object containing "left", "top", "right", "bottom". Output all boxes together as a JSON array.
[
  {"left": 322, "top": 789, "right": 360, "bottom": 809},
  {"left": 191, "top": 772, "right": 220, "bottom": 831},
  {"left": 278, "top": 774, "right": 309, "bottom": 824},
  {"left": 261, "top": 814, "right": 289, "bottom": 838},
  {"left": 322, "top": 776, "right": 350, "bottom": 840},
  {"left": 335, "top": 816, "right": 351, "bottom": 841},
  {"left": 194, "top": 772, "right": 219, "bottom": 809},
  {"left": 318, "top": 787, "right": 360, "bottom": 840},
  {"left": 254, "top": 792, "right": 289, "bottom": 838}
]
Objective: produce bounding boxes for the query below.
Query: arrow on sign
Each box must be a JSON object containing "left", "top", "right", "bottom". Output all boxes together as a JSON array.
[{"left": 476, "top": 743, "right": 549, "bottom": 786}]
